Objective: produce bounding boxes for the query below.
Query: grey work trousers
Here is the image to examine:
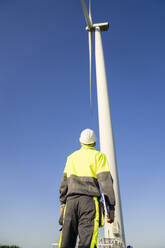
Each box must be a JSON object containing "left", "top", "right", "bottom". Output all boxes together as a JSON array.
[{"left": 58, "top": 195, "right": 99, "bottom": 248}]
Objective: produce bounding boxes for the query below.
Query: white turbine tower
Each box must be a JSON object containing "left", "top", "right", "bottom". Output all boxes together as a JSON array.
[{"left": 80, "top": 1, "right": 126, "bottom": 247}]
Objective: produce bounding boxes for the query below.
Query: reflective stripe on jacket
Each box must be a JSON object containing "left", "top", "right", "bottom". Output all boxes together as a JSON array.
[{"left": 60, "top": 144, "right": 115, "bottom": 209}]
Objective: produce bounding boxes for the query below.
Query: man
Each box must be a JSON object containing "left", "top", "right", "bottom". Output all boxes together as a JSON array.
[{"left": 58, "top": 128, "right": 115, "bottom": 248}]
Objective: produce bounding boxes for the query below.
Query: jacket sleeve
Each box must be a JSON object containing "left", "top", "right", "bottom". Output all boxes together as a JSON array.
[
  {"left": 96, "top": 153, "right": 116, "bottom": 210},
  {"left": 59, "top": 161, "right": 68, "bottom": 205}
]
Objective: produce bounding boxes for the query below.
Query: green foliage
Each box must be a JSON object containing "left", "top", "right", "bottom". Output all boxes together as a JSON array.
[{"left": 0, "top": 246, "right": 21, "bottom": 248}]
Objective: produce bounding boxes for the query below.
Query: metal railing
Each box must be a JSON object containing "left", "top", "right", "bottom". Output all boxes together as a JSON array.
[{"left": 98, "top": 238, "right": 125, "bottom": 248}]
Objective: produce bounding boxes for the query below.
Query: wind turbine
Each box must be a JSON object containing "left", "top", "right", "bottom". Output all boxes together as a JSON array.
[{"left": 80, "top": 1, "right": 126, "bottom": 247}]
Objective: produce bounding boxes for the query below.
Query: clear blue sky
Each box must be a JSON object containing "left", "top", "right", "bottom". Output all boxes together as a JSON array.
[{"left": 0, "top": 1, "right": 165, "bottom": 248}]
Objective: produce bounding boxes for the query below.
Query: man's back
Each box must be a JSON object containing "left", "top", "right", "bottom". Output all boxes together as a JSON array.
[{"left": 66, "top": 145, "right": 99, "bottom": 178}]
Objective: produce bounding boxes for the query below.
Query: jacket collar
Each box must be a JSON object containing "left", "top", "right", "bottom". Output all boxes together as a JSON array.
[{"left": 81, "top": 144, "right": 96, "bottom": 150}]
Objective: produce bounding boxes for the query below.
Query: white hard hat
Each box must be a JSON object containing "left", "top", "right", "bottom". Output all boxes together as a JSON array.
[{"left": 79, "top": 128, "right": 96, "bottom": 145}]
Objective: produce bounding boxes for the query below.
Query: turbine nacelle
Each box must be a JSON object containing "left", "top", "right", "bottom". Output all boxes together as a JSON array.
[{"left": 86, "top": 22, "right": 109, "bottom": 32}]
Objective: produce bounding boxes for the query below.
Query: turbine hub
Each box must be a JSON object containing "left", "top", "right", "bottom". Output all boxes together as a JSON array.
[{"left": 86, "top": 22, "right": 109, "bottom": 32}]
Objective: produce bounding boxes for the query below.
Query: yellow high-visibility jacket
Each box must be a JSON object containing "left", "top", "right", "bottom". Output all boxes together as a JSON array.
[{"left": 60, "top": 144, "right": 115, "bottom": 209}]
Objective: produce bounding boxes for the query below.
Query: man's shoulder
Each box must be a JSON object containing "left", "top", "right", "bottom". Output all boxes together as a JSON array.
[
  {"left": 67, "top": 149, "right": 80, "bottom": 159},
  {"left": 95, "top": 150, "right": 108, "bottom": 161}
]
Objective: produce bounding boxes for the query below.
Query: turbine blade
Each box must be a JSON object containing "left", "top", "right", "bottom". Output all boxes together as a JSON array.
[
  {"left": 80, "top": 0, "right": 92, "bottom": 28},
  {"left": 89, "top": 0, "right": 93, "bottom": 24},
  {"left": 88, "top": 30, "right": 93, "bottom": 107}
]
